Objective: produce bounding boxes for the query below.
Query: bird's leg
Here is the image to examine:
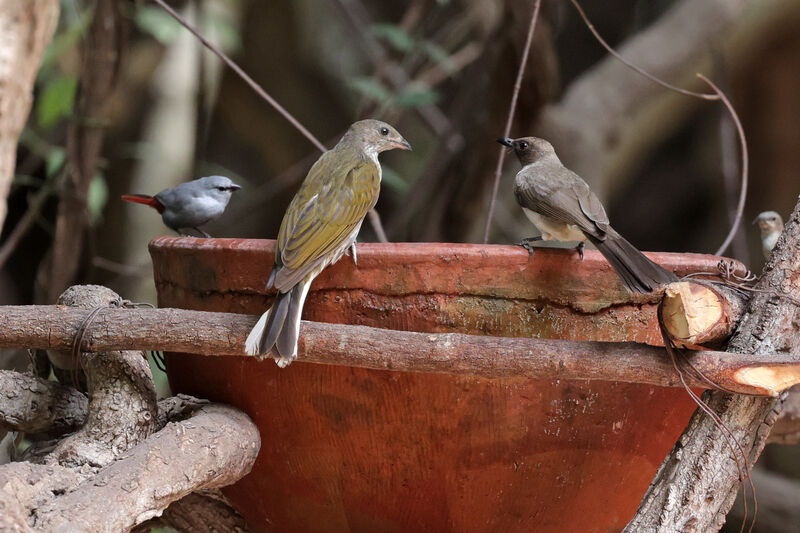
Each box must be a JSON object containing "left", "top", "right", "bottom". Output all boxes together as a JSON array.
[
  {"left": 194, "top": 227, "right": 212, "bottom": 238},
  {"left": 515, "top": 236, "right": 542, "bottom": 256},
  {"left": 575, "top": 241, "right": 585, "bottom": 261}
]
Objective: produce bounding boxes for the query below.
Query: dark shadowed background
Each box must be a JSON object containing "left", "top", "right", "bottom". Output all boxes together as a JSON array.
[{"left": 1, "top": 1, "right": 799, "bottom": 530}]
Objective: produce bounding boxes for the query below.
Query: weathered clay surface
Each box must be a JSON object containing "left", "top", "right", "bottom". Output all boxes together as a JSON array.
[{"left": 150, "top": 238, "right": 728, "bottom": 533}]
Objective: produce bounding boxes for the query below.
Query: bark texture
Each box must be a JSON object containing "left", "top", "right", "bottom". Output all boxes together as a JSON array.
[
  {"left": 0, "top": 305, "right": 798, "bottom": 395},
  {"left": 33, "top": 405, "right": 259, "bottom": 532},
  {"left": 0, "top": 370, "right": 87, "bottom": 435},
  {"left": 0, "top": 285, "right": 260, "bottom": 532},
  {"left": 0, "top": 0, "right": 59, "bottom": 229},
  {"left": 45, "top": 286, "right": 157, "bottom": 470},
  {"left": 625, "top": 195, "right": 800, "bottom": 531}
]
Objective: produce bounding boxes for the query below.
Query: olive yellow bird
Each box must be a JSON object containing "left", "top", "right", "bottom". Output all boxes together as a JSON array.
[{"left": 245, "top": 119, "right": 411, "bottom": 367}]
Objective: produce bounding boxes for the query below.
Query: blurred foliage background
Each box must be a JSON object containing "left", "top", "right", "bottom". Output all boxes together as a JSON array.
[{"left": 1, "top": 0, "right": 800, "bottom": 529}]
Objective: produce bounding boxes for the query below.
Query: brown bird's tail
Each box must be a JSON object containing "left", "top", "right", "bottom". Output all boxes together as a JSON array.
[
  {"left": 587, "top": 233, "right": 677, "bottom": 293},
  {"left": 121, "top": 194, "right": 165, "bottom": 214},
  {"left": 244, "top": 278, "right": 311, "bottom": 367}
]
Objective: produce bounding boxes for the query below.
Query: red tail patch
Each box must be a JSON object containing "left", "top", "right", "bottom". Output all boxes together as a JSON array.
[{"left": 121, "top": 194, "right": 165, "bottom": 214}]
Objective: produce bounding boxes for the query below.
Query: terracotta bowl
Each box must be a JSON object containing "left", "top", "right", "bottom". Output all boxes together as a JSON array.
[{"left": 150, "top": 237, "right": 718, "bottom": 533}]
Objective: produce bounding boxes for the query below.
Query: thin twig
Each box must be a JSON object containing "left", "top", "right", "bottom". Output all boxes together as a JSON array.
[
  {"left": 569, "top": 0, "right": 719, "bottom": 101},
  {"left": 698, "top": 74, "right": 749, "bottom": 257},
  {"left": 715, "top": 55, "right": 749, "bottom": 264},
  {"left": 149, "top": 0, "right": 326, "bottom": 153},
  {"left": 482, "top": 0, "right": 542, "bottom": 244}
]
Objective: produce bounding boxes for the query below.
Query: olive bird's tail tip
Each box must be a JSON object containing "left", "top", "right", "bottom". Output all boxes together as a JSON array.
[
  {"left": 244, "top": 311, "right": 270, "bottom": 359},
  {"left": 275, "top": 356, "right": 293, "bottom": 368}
]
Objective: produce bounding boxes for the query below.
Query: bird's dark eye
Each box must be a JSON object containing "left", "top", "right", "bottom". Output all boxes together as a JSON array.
[
  {"left": 518, "top": 141, "right": 529, "bottom": 150},
  {"left": 216, "top": 186, "right": 226, "bottom": 191},
  {"left": 379, "top": 127, "right": 389, "bottom": 136}
]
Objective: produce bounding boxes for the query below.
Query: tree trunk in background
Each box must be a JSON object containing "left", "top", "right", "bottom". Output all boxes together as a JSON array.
[
  {"left": 42, "top": 0, "right": 124, "bottom": 303},
  {"left": 0, "top": 0, "right": 59, "bottom": 231}
]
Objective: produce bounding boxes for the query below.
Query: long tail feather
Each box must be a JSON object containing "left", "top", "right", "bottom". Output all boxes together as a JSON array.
[
  {"left": 244, "top": 291, "right": 290, "bottom": 359},
  {"left": 588, "top": 234, "right": 677, "bottom": 293},
  {"left": 121, "top": 194, "right": 165, "bottom": 214},
  {"left": 275, "top": 280, "right": 312, "bottom": 367},
  {"left": 244, "top": 278, "right": 312, "bottom": 367}
]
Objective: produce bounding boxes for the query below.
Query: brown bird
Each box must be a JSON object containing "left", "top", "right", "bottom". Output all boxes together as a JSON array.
[{"left": 498, "top": 136, "right": 677, "bottom": 293}]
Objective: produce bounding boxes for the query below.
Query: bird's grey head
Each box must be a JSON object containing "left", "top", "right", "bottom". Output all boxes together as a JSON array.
[
  {"left": 195, "top": 175, "right": 241, "bottom": 202},
  {"left": 342, "top": 119, "right": 412, "bottom": 157},
  {"left": 753, "top": 210, "right": 784, "bottom": 235},
  {"left": 497, "top": 136, "right": 556, "bottom": 166}
]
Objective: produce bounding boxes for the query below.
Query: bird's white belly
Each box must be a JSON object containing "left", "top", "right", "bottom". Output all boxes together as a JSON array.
[
  {"left": 523, "top": 208, "right": 586, "bottom": 242},
  {"left": 762, "top": 232, "right": 780, "bottom": 258}
]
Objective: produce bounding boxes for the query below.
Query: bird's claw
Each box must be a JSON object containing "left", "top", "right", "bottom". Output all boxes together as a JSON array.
[
  {"left": 515, "top": 237, "right": 542, "bottom": 257},
  {"left": 575, "top": 242, "right": 585, "bottom": 261}
]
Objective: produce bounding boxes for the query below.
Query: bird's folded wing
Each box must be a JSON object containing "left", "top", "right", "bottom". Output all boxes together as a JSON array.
[
  {"left": 515, "top": 179, "right": 610, "bottom": 239},
  {"left": 274, "top": 160, "right": 379, "bottom": 290}
]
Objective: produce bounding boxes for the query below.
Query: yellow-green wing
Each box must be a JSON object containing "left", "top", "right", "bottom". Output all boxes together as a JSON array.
[{"left": 273, "top": 154, "right": 380, "bottom": 291}]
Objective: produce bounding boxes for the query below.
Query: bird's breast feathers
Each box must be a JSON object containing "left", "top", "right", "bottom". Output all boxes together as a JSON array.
[{"left": 522, "top": 208, "right": 586, "bottom": 242}]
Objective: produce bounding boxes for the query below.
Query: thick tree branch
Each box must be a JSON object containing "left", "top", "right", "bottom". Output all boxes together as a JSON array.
[
  {"left": 0, "top": 0, "right": 59, "bottom": 230},
  {"left": 0, "top": 370, "right": 87, "bottom": 435},
  {"left": 626, "top": 195, "right": 800, "bottom": 531},
  {"left": 44, "top": 286, "right": 157, "bottom": 470},
  {"left": 0, "top": 304, "right": 799, "bottom": 396},
  {"left": 0, "top": 462, "right": 82, "bottom": 532},
  {"left": 0, "top": 404, "right": 259, "bottom": 532}
]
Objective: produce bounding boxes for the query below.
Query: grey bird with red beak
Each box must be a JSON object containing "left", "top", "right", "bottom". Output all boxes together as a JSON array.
[
  {"left": 498, "top": 136, "right": 677, "bottom": 293},
  {"left": 121, "top": 175, "right": 241, "bottom": 237}
]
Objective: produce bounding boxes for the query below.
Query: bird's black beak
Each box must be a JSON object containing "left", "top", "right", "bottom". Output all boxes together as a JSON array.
[{"left": 496, "top": 138, "right": 514, "bottom": 148}]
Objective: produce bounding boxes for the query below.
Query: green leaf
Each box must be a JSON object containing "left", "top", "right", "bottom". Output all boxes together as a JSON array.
[
  {"left": 350, "top": 77, "right": 392, "bottom": 103},
  {"left": 370, "top": 23, "right": 415, "bottom": 53},
  {"left": 88, "top": 173, "right": 109, "bottom": 224},
  {"left": 421, "top": 41, "right": 454, "bottom": 73},
  {"left": 46, "top": 149, "right": 66, "bottom": 177},
  {"left": 37, "top": 75, "right": 78, "bottom": 129},
  {"left": 135, "top": 6, "right": 183, "bottom": 45},
  {"left": 393, "top": 83, "right": 439, "bottom": 108}
]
